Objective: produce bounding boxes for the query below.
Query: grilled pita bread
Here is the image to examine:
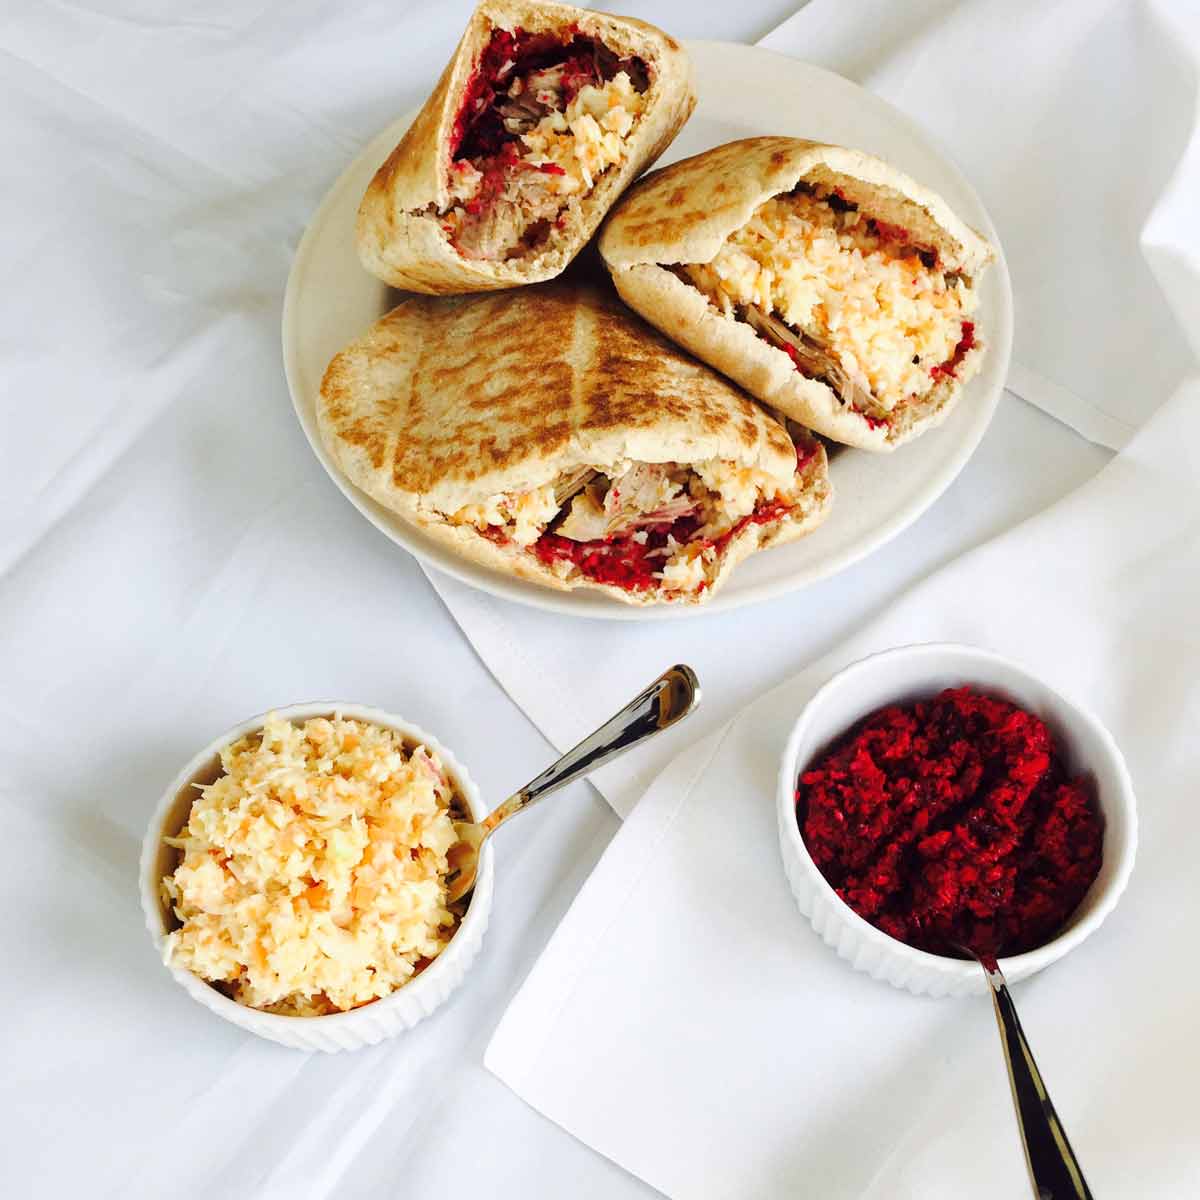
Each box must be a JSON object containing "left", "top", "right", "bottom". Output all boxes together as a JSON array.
[
  {"left": 357, "top": 1, "right": 694, "bottom": 294},
  {"left": 600, "top": 137, "right": 995, "bottom": 450},
  {"left": 318, "top": 280, "right": 831, "bottom": 606}
]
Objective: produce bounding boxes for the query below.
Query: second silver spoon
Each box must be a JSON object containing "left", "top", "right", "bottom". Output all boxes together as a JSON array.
[{"left": 966, "top": 948, "right": 1093, "bottom": 1200}]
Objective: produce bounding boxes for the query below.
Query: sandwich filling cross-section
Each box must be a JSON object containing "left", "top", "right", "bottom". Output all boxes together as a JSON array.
[{"left": 444, "top": 27, "right": 651, "bottom": 260}]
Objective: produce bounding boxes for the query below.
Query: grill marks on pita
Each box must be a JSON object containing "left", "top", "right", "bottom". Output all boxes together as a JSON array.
[{"left": 318, "top": 281, "right": 831, "bottom": 605}]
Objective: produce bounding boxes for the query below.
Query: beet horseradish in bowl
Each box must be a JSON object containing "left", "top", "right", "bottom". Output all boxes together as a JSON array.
[{"left": 776, "top": 644, "right": 1137, "bottom": 997}]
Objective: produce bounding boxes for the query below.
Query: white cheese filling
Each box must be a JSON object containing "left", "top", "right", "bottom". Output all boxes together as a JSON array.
[{"left": 685, "top": 191, "right": 977, "bottom": 413}]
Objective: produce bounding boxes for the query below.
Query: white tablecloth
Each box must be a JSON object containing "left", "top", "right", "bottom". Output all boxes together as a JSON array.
[{"left": 0, "top": 2, "right": 1145, "bottom": 1196}]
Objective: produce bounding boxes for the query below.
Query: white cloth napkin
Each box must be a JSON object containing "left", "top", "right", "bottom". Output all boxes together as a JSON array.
[
  {"left": 485, "top": 374, "right": 1200, "bottom": 1199},
  {"left": 427, "top": 0, "right": 1200, "bottom": 807}
]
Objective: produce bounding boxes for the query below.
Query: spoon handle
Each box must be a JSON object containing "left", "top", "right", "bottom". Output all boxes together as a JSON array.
[
  {"left": 480, "top": 665, "right": 700, "bottom": 836},
  {"left": 980, "top": 956, "right": 1094, "bottom": 1200}
]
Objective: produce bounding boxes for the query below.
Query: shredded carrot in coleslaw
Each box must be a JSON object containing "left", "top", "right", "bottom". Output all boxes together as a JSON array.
[{"left": 161, "top": 713, "right": 460, "bottom": 1016}]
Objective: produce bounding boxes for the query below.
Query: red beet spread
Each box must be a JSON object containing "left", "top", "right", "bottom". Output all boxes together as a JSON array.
[
  {"left": 451, "top": 28, "right": 554, "bottom": 158},
  {"left": 530, "top": 446, "right": 816, "bottom": 593},
  {"left": 931, "top": 321, "right": 976, "bottom": 382},
  {"left": 871, "top": 219, "right": 912, "bottom": 245},
  {"left": 534, "top": 525, "right": 676, "bottom": 592},
  {"left": 451, "top": 26, "right": 648, "bottom": 162},
  {"left": 533, "top": 496, "right": 801, "bottom": 593},
  {"left": 796, "top": 687, "right": 1102, "bottom": 958},
  {"left": 794, "top": 442, "right": 819, "bottom": 473}
]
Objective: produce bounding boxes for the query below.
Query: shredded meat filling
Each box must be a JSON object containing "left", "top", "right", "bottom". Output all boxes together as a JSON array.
[
  {"left": 439, "top": 27, "right": 651, "bottom": 261},
  {"left": 739, "top": 303, "right": 875, "bottom": 413},
  {"left": 442, "top": 457, "right": 812, "bottom": 596},
  {"left": 552, "top": 466, "right": 601, "bottom": 507}
]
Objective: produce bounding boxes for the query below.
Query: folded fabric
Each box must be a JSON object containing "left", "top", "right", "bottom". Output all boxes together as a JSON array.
[{"left": 486, "top": 376, "right": 1200, "bottom": 1198}]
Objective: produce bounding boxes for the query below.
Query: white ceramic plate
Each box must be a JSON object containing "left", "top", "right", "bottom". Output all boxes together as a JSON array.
[{"left": 282, "top": 41, "right": 1013, "bottom": 621}]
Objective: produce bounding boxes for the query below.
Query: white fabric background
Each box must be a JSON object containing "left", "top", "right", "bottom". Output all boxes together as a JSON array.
[{"left": 1, "top": 1, "right": 1193, "bottom": 1197}]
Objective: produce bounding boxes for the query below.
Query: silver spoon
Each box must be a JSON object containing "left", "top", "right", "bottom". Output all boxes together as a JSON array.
[
  {"left": 445, "top": 664, "right": 700, "bottom": 905},
  {"left": 965, "top": 948, "right": 1094, "bottom": 1200}
]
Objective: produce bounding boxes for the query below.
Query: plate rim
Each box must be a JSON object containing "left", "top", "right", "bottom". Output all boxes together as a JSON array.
[{"left": 282, "top": 39, "right": 1014, "bottom": 622}]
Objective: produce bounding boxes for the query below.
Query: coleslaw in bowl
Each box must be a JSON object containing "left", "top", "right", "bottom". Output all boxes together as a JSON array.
[{"left": 140, "top": 703, "right": 492, "bottom": 1051}]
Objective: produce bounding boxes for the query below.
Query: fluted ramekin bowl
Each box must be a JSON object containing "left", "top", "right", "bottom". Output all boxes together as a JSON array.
[
  {"left": 140, "top": 702, "right": 492, "bottom": 1051},
  {"left": 777, "top": 643, "right": 1136, "bottom": 997}
]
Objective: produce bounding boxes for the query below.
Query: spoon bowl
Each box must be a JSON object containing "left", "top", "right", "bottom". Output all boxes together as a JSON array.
[{"left": 445, "top": 664, "right": 700, "bottom": 905}]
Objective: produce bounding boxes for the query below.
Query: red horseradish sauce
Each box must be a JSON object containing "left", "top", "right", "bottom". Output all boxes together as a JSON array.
[
  {"left": 533, "top": 524, "right": 680, "bottom": 592},
  {"left": 451, "top": 25, "right": 647, "bottom": 161},
  {"left": 531, "top": 445, "right": 819, "bottom": 595},
  {"left": 931, "top": 320, "right": 975, "bottom": 382},
  {"left": 533, "top": 499, "right": 795, "bottom": 593},
  {"left": 795, "top": 687, "right": 1102, "bottom": 958}
]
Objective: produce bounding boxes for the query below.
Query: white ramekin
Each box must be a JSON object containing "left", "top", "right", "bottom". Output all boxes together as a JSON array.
[
  {"left": 140, "top": 702, "right": 493, "bottom": 1051},
  {"left": 777, "top": 643, "right": 1137, "bottom": 997}
]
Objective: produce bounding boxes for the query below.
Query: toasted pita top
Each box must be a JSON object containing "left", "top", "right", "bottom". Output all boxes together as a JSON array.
[
  {"left": 318, "top": 279, "right": 799, "bottom": 514},
  {"left": 601, "top": 137, "right": 994, "bottom": 276},
  {"left": 356, "top": 1, "right": 695, "bottom": 294}
]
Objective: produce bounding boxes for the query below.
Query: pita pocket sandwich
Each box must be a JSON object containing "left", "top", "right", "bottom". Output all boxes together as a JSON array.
[
  {"left": 357, "top": 0, "right": 694, "bottom": 294},
  {"left": 600, "top": 137, "right": 995, "bottom": 450},
  {"left": 318, "top": 280, "right": 831, "bottom": 606}
]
